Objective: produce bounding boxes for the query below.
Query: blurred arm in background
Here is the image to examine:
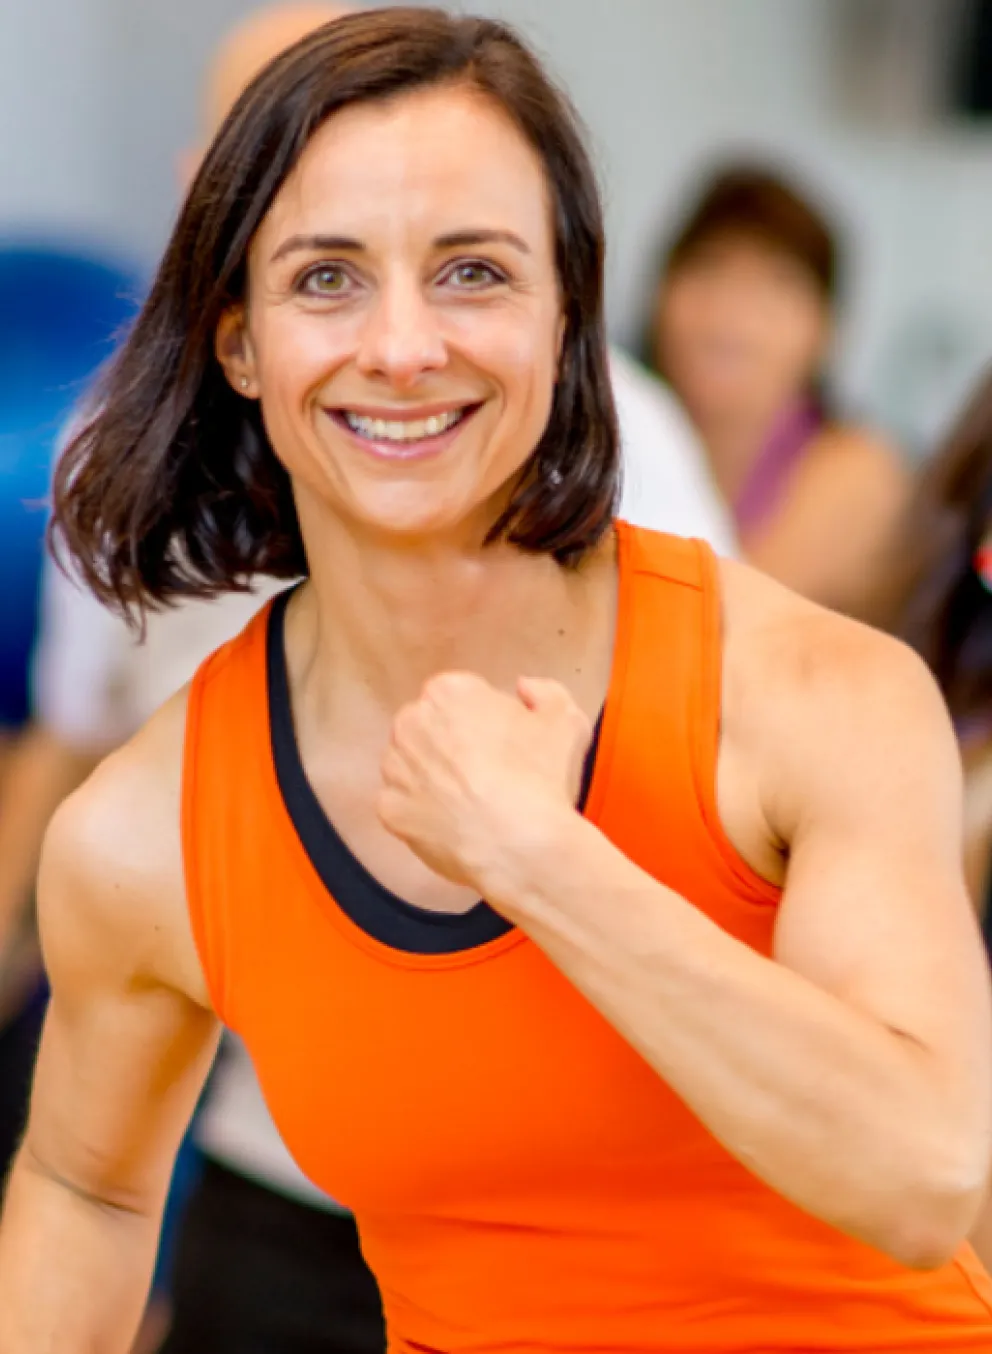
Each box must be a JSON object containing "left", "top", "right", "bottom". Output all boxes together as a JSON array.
[{"left": 0, "top": 556, "right": 129, "bottom": 1019}]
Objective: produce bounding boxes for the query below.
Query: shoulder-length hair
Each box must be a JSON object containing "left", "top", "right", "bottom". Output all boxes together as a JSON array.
[
  {"left": 886, "top": 367, "right": 992, "bottom": 726},
  {"left": 53, "top": 7, "right": 618, "bottom": 618}
]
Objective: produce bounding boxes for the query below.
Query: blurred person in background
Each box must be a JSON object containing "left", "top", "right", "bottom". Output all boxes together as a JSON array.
[
  {"left": 0, "top": 241, "right": 141, "bottom": 1229},
  {"left": 882, "top": 365, "right": 992, "bottom": 1271},
  {"left": 648, "top": 162, "right": 908, "bottom": 615},
  {"left": 0, "top": 6, "right": 732, "bottom": 1351}
]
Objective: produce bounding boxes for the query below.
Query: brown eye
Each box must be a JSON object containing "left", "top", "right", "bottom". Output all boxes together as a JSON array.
[
  {"left": 443, "top": 261, "right": 504, "bottom": 289},
  {"left": 299, "top": 265, "right": 349, "bottom": 296}
]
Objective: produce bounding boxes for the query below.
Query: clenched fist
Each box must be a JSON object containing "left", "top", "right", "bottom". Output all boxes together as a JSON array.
[{"left": 378, "top": 672, "right": 593, "bottom": 895}]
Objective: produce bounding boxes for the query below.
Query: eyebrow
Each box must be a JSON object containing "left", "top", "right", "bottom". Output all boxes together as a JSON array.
[
  {"left": 434, "top": 230, "right": 531, "bottom": 255},
  {"left": 270, "top": 228, "right": 531, "bottom": 264}
]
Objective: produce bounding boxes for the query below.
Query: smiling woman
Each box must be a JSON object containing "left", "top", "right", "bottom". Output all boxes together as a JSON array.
[
  {"left": 52, "top": 12, "right": 617, "bottom": 603},
  {"left": 4, "top": 8, "right": 992, "bottom": 1354}
]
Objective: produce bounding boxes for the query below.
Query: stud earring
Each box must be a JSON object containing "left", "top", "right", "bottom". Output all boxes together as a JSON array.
[{"left": 240, "top": 376, "right": 249, "bottom": 391}]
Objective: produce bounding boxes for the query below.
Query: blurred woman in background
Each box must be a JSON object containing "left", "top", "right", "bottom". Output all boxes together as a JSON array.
[
  {"left": 884, "top": 366, "right": 992, "bottom": 1268},
  {"left": 650, "top": 163, "right": 908, "bottom": 615},
  {"left": 888, "top": 368, "right": 992, "bottom": 919}
]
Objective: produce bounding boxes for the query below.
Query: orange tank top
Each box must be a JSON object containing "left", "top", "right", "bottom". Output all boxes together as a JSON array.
[{"left": 183, "top": 523, "right": 992, "bottom": 1352}]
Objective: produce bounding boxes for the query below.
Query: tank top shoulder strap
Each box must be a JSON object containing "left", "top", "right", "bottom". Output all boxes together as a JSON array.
[
  {"left": 602, "top": 524, "right": 779, "bottom": 935},
  {"left": 182, "top": 598, "right": 275, "bottom": 1024}
]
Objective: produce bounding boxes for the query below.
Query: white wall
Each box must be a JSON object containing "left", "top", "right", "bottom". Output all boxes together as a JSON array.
[
  {"left": 2, "top": 0, "right": 991, "bottom": 447},
  {"left": 0, "top": 0, "right": 117, "bottom": 248}
]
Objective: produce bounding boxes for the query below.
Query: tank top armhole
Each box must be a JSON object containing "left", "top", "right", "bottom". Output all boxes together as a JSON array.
[
  {"left": 181, "top": 647, "right": 231, "bottom": 1026},
  {"left": 689, "top": 539, "right": 781, "bottom": 906}
]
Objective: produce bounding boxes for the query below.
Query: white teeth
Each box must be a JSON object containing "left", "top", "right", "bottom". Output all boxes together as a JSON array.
[{"left": 343, "top": 408, "right": 466, "bottom": 443}]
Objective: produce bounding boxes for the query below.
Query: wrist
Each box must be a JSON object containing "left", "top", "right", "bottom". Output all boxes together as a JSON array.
[{"left": 473, "top": 802, "right": 596, "bottom": 919}]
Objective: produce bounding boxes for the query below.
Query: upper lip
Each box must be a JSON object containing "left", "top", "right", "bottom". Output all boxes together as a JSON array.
[{"left": 329, "top": 401, "right": 479, "bottom": 420}]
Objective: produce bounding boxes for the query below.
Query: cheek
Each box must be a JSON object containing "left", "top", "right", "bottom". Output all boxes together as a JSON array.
[
  {"left": 657, "top": 282, "right": 694, "bottom": 343},
  {"left": 247, "top": 314, "right": 349, "bottom": 478},
  {"left": 766, "top": 300, "right": 827, "bottom": 375},
  {"left": 454, "top": 300, "right": 559, "bottom": 371},
  {"left": 455, "top": 307, "right": 560, "bottom": 418},
  {"left": 254, "top": 308, "right": 352, "bottom": 402},
  {"left": 660, "top": 281, "right": 727, "bottom": 360}
]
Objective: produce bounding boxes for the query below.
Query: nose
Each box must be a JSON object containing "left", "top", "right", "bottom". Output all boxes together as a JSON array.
[{"left": 355, "top": 273, "right": 447, "bottom": 389}]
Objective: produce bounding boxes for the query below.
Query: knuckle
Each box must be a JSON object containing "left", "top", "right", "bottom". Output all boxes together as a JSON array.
[
  {"left": 392, "top": 702, "right": 421, "bottom": 740},
  {"left": 380, "top": 748, "right": 402, "bottom": 784},
  {"left": 430, "top": 671, "right": 471, "bottom": 695}
]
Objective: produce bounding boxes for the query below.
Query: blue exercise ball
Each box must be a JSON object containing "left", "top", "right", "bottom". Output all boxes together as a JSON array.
[{"left": 0, "top": 242, "right": 142, "bottom": 729}]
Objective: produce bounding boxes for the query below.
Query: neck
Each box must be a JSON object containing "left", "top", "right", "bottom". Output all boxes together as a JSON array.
[{"left": 287, "top": 504, "right": 612, "bottom": 723}]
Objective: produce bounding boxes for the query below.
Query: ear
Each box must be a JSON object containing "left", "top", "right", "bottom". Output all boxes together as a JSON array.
[{"left": 215, "top": 305, "right": 259, "bottom": 399}]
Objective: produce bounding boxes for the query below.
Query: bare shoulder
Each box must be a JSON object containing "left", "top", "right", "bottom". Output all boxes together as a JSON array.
[
  {"left": 802, "top": 421, "right": 909, "bottom": 498},
  {"left": 719, "top": 553, "right": 937, "bottom": 693},
  {"left": 39, "top": 684, "right": 208, "bottom": 1007},
  {"left": 717, "top": 558, "right": 961, "bottom": 845}
]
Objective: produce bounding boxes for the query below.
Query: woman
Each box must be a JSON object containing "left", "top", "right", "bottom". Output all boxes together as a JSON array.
[
  {"left": 650, "top": 164, "right": 908, "bottom": 615},
  {"left": 0, "top": 10, "right": 991, "bottom": 1352}
]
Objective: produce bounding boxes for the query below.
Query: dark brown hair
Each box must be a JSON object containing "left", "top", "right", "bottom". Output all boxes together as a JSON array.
[
  {"left": 52, "top": 8, "right": 618, "bottom": 618},
  {"left": 664, "top": 162, "right": 840, "bottom": 302},
  {"left": 884, "top": 367, "right": 992, "bottom": 726},
  {"left": 645, "top": 162, "right": 841, "bottom": 407}
]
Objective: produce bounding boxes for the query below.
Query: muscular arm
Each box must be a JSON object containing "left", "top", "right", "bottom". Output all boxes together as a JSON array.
[
  {"left": 0, "top": 699, "right": 218, "bottom": 1354},
  {"left": 481, "top": 568, "right": 992, "bottom": 1268}
]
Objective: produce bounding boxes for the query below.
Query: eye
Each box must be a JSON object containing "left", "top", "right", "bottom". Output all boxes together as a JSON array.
[
  {"left": 297, "top": 264, "right": 351, "bottom": 297},
  {"left": 441, "top": 260, "right": 506, "bottom": 290}
]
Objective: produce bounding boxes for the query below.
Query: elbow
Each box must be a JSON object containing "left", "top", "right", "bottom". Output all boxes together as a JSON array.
[{"left": 874, "top": 1167, "right": 989, "bottom": 1272}]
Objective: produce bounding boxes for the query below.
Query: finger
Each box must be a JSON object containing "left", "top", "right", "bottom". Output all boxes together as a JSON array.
[
  {"left": 518, "top": 678, "right": 593, "bottom": 748},
  {"left": 391, "top": 699, "right": 441, "bottom": 756},
  {"left": 376, "top": 787, "right": 407, "bottom": 837},
  {"left": 516, "top": 676, "right": 574, "bottom": 714},
  {"left": 421, "top": 670, "right": 487, "bottom": 707},
  {"left": 380, "top": 744, "right": 413, "bottom": 790}
]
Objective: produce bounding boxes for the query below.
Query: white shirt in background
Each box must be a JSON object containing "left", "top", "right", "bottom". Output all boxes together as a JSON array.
[{"left": 609, "top": 348, "right": 735, "bottom": 554}]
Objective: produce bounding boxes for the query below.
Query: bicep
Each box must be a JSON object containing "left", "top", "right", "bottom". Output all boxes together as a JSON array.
[
  {"left": 771, "top": 641, "right": 991, "bottom": 1078},
  {"left": 23, "top": 783, "right": 219, "bottom": 1214}
]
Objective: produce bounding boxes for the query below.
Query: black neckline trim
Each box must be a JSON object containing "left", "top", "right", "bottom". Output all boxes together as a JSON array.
[{"left": 268, "top": 588, "right": 602, "bottom": 955}]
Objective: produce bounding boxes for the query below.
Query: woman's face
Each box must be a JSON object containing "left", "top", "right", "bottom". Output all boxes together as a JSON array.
[
  {"left": 655, "top": 232, "right": 830, "bottom": 426},
  {"left": 218, "top": 85, "right": 564, "bottom": 547}
]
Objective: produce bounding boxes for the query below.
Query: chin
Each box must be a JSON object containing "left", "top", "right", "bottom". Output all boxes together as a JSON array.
[{"left": 347, "top": 492, "right": 491, "bottom": 547}]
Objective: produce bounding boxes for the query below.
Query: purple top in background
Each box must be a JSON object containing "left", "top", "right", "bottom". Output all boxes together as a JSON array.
[{"left": 733, "top": 401, "right": 823, "bottom": 539}]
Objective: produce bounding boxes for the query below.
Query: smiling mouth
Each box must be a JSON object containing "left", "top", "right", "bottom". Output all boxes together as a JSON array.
[{"left": 332, "top": 403, "right": 476, "bottom": 446}]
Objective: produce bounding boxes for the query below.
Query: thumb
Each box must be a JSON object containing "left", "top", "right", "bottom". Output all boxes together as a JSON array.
[{"left": 516, "top": 676, "right": 573, "bottom": 714}]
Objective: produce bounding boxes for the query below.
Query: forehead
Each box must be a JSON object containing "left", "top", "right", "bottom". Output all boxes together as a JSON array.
[
  {"left": 255, "top": 84, "right": 554, "bottom": 254},
  {"left": 679, "top": 229, "right": 812, "bottom": 275}
]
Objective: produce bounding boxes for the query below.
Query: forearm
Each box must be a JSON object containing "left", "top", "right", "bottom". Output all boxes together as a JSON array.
[
  {"left": 0, "top": 1147, "right": 160, "bottom": 1353},
  {"left": 485, "top": 814, "right": 978, "bottom": 1261}
]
